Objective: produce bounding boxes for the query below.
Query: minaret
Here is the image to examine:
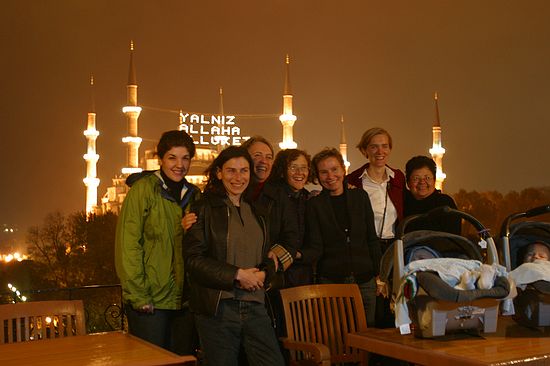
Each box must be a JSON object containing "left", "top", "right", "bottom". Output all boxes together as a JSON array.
[
  {"left": 279, "top": 55, "right": 297, "bottom": 149},
  {"left": 217, "top": 87, "right": 224, "bottom": 152},
  {"left": 339, "top": 115, "right": 351, "bottom": 173},
  {"left": 429, "top": 92, "right": 447, "bottom": 190},
  {"left": 218, "top": 86, "right": 225, "bottom": 115},
  {"left": 121, "top": 40, "right": 142, "bottom": 175},
  {"left": 83, "top": 75, "right": 100, "bottom": 215}
]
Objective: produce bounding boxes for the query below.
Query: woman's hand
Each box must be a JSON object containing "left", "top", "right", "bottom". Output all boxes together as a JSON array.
[
  {"left": 181, "top": 212, "right": 197, "bottom": 231},
  {"left": 254, "top": 270, "right": 266, "bottom": 284},
  {"left": 235, "top": 268, "right": 264, "bottom": 291},
  {"left": 137, "top": 304, "right": 154, "bottom": 314}
]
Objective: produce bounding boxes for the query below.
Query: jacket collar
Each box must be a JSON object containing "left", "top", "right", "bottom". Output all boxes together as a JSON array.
[{"left": 154, "top": 170, "right": 195, "bottom": 208}]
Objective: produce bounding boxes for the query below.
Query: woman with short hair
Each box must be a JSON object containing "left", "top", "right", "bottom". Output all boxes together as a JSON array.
[
  {"left": 115, "top": 130, "right": 201, "bottom": 354},
  {"left": 302, "top": 147, "right": 381, "bottom": 326},
  {"left": 404, "top": 155, "right": 461, "bottom": 235},
  {"left": 347, "top": 127, "right": 405, "bottom": 251}
]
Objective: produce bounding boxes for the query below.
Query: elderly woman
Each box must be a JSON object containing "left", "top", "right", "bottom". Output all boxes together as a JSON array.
[
  {"left": 183, "top": 146, "right": 284, "bottom": 366},
  {"left": 404, "top": 155, "right": 461, "bottom": 235},
  {"left": 301, "top": 148, "right": 381, "bottom": 326}
]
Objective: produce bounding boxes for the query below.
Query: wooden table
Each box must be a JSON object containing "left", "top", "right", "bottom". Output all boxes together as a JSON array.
[
  {"left": 348, "top": 317, "right": 550, "bottom": 366},
  {"left": 0, "top": 331, "right": 196, "bottom": 365}
]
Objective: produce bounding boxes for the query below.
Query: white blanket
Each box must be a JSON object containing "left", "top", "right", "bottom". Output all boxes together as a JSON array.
[
  {"left": 509, "top": 260, "right": 550, "bottom": 289},
  {"left": 405, "top": 258, "right": 486, "bottom": 286},
  {"left": 394, "top": 258, "right": 509, "bottom": 331}
]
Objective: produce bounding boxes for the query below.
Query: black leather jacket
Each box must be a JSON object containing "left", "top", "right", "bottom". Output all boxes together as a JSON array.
[
  {"left": 302, "top": 186, "right": 382, "bottom": 283},
  {"left": 183, "top": 192, "right": 276, "bottom": 316}
]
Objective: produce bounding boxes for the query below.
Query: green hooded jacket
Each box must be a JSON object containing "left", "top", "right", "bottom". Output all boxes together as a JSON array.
[{"left": 115, "top": 171, "right": 201, "bottom": 310}]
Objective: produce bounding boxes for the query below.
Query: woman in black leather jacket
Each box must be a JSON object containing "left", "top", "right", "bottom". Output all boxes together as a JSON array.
[{"left": 183, "top": 146, "right": 283, "bottom": 366}]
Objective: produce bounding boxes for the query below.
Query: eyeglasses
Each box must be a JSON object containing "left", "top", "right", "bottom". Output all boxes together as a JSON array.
[
  {"left": 411, "top": 175, "right": 433, "bottom": 183},
  {"left": 288, "top": 165, "right": 309, "bottom": 173}
]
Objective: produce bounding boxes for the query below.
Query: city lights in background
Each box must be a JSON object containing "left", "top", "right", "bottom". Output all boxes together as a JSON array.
[
  {"left": 1, "top": 252, "right": 27, "bottom": 263},
  {"left": 7, "top": 283, "right": 28, "bottom": 302},
  {"left": 1, "top": 223, "right": 26, "bottom": 262}
]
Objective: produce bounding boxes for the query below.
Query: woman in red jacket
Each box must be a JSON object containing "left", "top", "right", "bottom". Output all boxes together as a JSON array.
[
  {"left": 346, "top": 127, "right": 405, "bottom": 329},
  {"left": 346, "top": 127, "right": 405, "bottom": 251}
]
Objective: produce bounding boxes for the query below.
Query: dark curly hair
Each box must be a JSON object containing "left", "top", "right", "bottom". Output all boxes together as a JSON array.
[
  {"left": 203, "top": 146, "right": 253, "bottom": 196},
  {"left": 267, "top": 149, "right": 312, "bottom": 185},
  {"left": 405, "top": 155, "right": 437, "bottom": 183},
  {"left": 156, "top": 130, "right": 196, "bottom": 159}
]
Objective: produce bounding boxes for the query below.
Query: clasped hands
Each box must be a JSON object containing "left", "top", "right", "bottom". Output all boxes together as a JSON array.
[{"left": 235, "top": 268, "right": 266, "bottom": 292}]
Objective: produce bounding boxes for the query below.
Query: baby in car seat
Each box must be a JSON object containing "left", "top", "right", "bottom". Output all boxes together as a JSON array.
[
  {"left": 405, "top": 245, "right": 497, "bottom": 290},
  {"left": 523, "top": 242, "right": 550, "bottom": 263},
  {"left": 508, "top": 240, "right": 550, "bottom": 294},
  {"left": 405, "top": 246, "right": 441, "bottom": 264}
]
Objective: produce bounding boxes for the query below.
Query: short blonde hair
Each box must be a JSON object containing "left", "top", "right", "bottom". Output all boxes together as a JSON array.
[{"left": 356, "top": 127, "right": 393, "bottom": 156}]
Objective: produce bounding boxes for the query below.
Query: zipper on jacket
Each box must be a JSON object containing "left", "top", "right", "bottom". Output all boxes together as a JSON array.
[{"left": 215, "top": 205, "right": 231, "bottom": 316}]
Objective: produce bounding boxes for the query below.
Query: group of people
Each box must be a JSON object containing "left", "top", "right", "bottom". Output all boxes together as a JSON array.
[{"left": 114, "top": 127, "right": 463, "bottom": 365}]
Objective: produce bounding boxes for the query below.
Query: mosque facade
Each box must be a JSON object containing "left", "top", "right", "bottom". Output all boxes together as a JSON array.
[{"left": 83, "top": 44, "right": 446, "bottom": 215}]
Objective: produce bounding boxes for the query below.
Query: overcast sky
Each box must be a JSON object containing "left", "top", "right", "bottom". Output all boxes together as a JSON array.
[{"left": 1, "top": 1, "right": 550, "bottom": 234}]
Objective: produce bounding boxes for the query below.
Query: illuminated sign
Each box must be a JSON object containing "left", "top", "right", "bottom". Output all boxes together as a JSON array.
[{"left": 179, "top": 113, "right": 249, "bottom": 146}]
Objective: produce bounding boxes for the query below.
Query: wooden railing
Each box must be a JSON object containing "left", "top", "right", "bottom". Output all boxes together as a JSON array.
[{"left": 0, "top": 284, "right": 125, "bottom": 333}]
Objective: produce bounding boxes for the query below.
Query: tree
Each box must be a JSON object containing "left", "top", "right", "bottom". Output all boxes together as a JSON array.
[
  {"left": 26, "top": 211, "right": 73, "bottom": 287},
  {"left": 26, "top": 211, "right": 118, "bottom": 288},
  {"left": 21, "top": 211, "right": 121, "bottom": 332},
  {"left": 71, "top": 211, "right": 118, "bottom": 285},
  {"left": 453, "top": 186, "right": 550, "bottom": 239}
]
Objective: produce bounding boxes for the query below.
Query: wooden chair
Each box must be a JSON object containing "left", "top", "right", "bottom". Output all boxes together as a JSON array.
[
  {"left": 279, "top": 284, "right": 368, "bottom": 366},
  {"left": 0, "top": 300, "right": 86, "bottom": 344}
]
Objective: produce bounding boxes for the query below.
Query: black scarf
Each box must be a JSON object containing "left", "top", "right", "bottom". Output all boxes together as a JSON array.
[{"left": 160, "top": 169, "right": 185, "bottom": 203}]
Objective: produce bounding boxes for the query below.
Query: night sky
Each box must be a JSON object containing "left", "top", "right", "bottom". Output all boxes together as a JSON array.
[{"left": 2, "top": 1, "right": 550, "bottom": 236}]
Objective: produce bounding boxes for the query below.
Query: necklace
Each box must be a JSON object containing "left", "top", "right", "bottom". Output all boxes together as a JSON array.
[{"left": 366, "top": 167, "right": 387, "bottom": 184}]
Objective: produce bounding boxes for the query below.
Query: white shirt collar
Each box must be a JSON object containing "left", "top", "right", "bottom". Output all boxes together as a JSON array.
[{"left": 360, "top": 165, "right": 395, "bottom": 183}]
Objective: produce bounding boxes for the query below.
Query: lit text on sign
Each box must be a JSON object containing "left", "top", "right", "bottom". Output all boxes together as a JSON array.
[{"left": 178, "top": 113, "right": 248, "bottom": 146}]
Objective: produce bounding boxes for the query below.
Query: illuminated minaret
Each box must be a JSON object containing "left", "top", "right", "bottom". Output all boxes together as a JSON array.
[
  {"left": 279, "top": 55, "right": 297, "bottom": 149},
  {"left": 217, "top": 87, "right": 225, "bottom": 152},
  {"left": 339, "top": 115, "right": 351, "bottom": 173},
  {"left": 121, "top": 41, "right": 142, "bottom": 175},
  {"left": 429, "top": 92, "right": 447, "bottom": 190},
  {"left": 218, "top": 87, "right": 225, "bottom": 115},
  {"left": 83, "top": 75, "right": 100, "bottom": 215}
]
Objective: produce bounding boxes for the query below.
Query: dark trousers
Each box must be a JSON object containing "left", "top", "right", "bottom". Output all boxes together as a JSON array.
[
  {"left": 126, "top": 305, "right": 198, "bottom": 355},
  {"left": 377, "top": 238, "right": 396, "bottom": 328},
  {"left": 196, "top": 299, "right": 284, "bottom": 366}
]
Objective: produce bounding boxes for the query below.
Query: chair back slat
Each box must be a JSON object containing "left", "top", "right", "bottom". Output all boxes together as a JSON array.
[
  {"left": 280, "top": 284, "right": 368, "bottom": 365},
  {"left": 0, "top": 300, "right": 86, "bottom": 344}
]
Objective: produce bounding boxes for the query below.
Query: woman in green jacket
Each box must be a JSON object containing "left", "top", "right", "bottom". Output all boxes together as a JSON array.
[{"left": 115, "top": 130, "right": 201, "bottom": 354}]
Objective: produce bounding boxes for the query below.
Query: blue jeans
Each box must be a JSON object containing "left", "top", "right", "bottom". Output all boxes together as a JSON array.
[
  {"left": 196, "top": 299, "right": 284, "bottom": 366},
  {"left": 126, "top": 306, "right": 197, "bottom": 355},
  {"left": 319, "top": 277, "right": 377, "bottom": 327}
]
